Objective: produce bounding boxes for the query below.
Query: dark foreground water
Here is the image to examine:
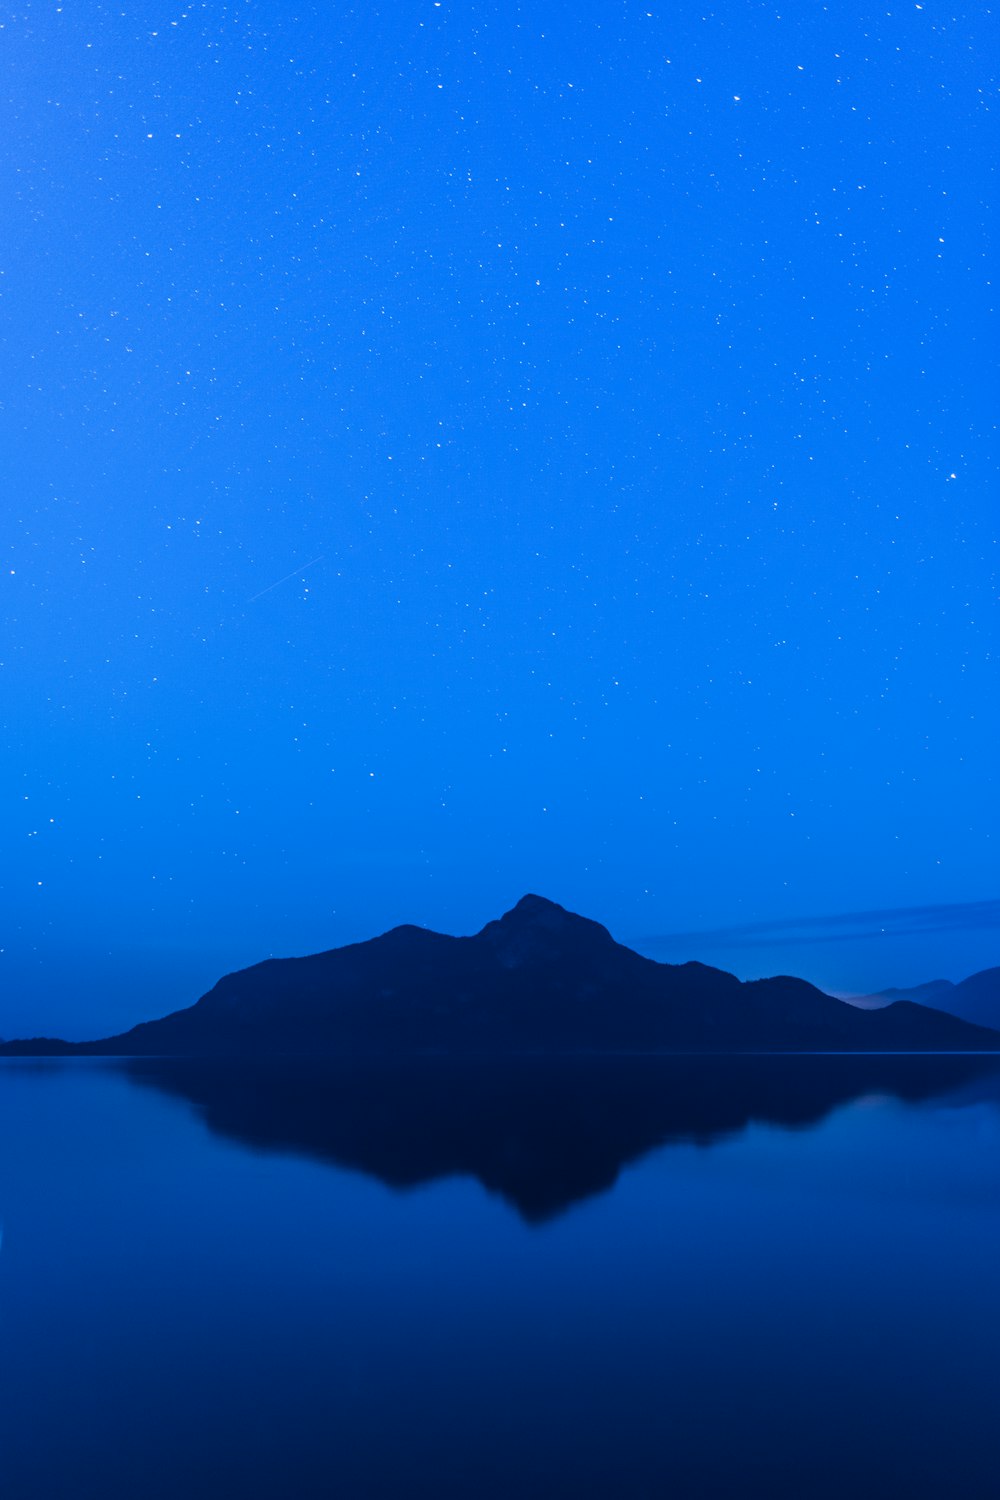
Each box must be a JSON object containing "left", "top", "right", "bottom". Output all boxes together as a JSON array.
[{"left": 1, "top": 1055, "right": 998, "bottom": 1499}]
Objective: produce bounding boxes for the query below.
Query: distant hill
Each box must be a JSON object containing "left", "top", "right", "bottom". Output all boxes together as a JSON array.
[
  {"left": 854, "top": 966, "right": 1000, "bottom": 1030},
  {"left": 2, "top": 895, "right": 997, "bottom": 1057}
]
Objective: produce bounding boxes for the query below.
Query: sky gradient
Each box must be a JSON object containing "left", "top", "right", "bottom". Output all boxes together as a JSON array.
[{"left": 2, "top": 1, "right": 996, "bottom": 1039}]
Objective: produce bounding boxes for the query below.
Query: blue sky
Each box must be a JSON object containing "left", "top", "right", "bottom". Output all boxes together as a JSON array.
[{"left": 1, "top": 2, "right": 996, "bottom": 1038}]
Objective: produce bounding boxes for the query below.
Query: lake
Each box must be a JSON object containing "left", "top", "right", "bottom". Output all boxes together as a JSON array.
[{"left": 1, "top": 1055, "right": 998, "bottom": 1498}]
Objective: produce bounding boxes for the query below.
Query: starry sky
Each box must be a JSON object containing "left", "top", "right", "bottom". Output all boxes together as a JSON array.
[{"left": 2, "top": 1, "right": 996, "bottom": 1039}]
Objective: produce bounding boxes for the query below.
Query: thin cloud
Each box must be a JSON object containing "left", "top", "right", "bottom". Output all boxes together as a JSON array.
[{"left": 647, "top": 899, "right": 1000, "bottom": 951}]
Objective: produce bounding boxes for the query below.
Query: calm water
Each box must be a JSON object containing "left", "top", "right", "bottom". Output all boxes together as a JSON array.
[{"left": 1, "top": 1056, "right": 998, "bottom": 1499}]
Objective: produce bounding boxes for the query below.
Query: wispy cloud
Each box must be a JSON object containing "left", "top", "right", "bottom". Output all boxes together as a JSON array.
[{"left": 647, "top": 899, "right": 1000, "bottom": 951}]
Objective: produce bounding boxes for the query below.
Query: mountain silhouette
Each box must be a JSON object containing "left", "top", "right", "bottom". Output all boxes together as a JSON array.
[
  {"left": 849, "top": 978, "right": 956, "bottom": 1010},
  {"left": 2, "top": 895, "right": 997, "bottom": 1056},
  {"left": 856, "top": 966, "right": 1000, "bottom": 1030}
]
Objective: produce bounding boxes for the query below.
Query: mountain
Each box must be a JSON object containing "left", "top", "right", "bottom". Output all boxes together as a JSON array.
[
  {"left": 2, "top": 895, "right": 997, "bottom": 1056},
  {"left": 854, "top": 967, "right": 1000, "bottom": 1030},
  {"left": 850, "top": 978, "right": 957, "bottom": 1011}
]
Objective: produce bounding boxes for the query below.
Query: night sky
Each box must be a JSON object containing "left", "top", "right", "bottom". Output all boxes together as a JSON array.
[{"left": 2, "top": 1, "right": 996, "bottom": 1040}]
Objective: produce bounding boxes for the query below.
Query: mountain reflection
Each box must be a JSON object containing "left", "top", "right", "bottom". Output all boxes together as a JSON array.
[{"left": 125, "top": 1053, "right": 1000, "bottom": 1223}]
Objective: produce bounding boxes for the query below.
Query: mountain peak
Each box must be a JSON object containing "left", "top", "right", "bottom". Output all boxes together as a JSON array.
[
  {"left": 507, "top": 893, "right": 574, "bottom": 920},
  {"left": 476, "top": 894, "right": 618, "bottom": 965},
  {"left": 496, "top": 893, "right": 611, "bottom": 935}
]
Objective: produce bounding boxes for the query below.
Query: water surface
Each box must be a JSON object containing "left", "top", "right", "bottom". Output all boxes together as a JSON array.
[{"left": 1, "top": 1057, "right": 998, "bottom": 1498}]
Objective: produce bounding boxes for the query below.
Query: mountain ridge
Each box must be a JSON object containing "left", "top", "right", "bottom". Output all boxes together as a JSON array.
[
  {"left": 2, "top": 895, "right": 997, "bottom": 1057},
  {"left": 851, "top": 965, "right": 1000, "bottom": 1029}
]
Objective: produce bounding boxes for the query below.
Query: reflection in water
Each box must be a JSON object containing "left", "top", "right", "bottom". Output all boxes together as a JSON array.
[
  {"left": 3, "top": 1054, "right": 1000, "bottom": 1499},
  {"left": 126, "top": 1053, "right": 1000, "bottom": 1222}
]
